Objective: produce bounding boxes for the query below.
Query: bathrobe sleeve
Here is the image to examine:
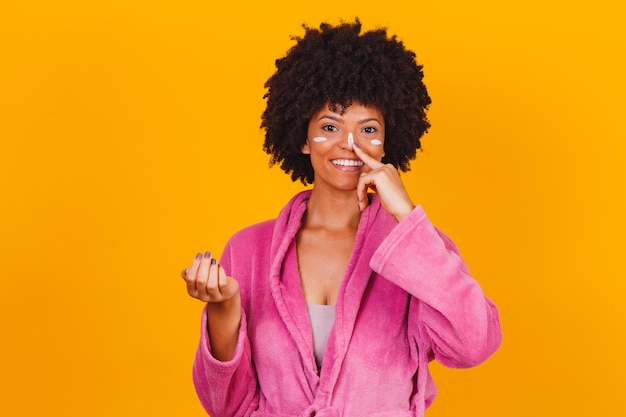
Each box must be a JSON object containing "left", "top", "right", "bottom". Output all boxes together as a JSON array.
[
  {"left": 192, "top": 240, "right": 260, "bottom": 417},
  {"left": 369, "top": 205, "right": 502, "bottom": 368}
]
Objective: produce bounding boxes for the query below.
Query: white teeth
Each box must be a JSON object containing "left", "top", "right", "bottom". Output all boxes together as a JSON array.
[{"left": 331, "top": 159, "right": 364, "bottom": 167}]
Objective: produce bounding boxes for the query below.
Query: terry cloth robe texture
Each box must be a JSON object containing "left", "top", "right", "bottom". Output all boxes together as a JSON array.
[{"left": 193, "top": 190, "right": 501, "bottom": 417}]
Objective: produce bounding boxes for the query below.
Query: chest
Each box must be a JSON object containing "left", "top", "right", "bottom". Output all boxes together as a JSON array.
[{"left": 295, "top": 229, "right": 356, "bottom": 305}]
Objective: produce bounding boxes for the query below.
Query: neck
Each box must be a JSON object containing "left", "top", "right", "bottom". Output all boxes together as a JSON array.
[{"left": 303, "top": 187, "right": 362, "bottom": 231}]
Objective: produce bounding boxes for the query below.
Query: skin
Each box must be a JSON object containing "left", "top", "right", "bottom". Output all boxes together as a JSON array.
[{"left": 182, "top": 102, "right": 416, "bottom": 361}]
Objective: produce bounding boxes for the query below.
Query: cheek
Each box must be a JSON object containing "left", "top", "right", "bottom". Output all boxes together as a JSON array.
[
  {"left": 308, "top": 139, "right": 335, "bottom": 158},
  {"left": 364, "top": 140, "right": 385, "bottom": 160}
]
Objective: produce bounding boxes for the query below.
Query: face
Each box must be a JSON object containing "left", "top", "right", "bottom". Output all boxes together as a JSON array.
[{"left": 303, "top": 102, "right": 385, "bottom": 191}]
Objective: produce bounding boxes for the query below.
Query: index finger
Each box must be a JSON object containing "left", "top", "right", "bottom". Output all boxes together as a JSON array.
[{"left": 353, "top": 143, "right": 384, "bottom": 170}]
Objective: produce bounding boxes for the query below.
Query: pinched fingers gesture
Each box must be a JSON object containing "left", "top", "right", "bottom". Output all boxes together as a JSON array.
[
  {"left": 353, "top": 143, "right": 415, "bottom": 223},
  {"left": 181, "top": 252, "right": 240, "bottom": 303}
]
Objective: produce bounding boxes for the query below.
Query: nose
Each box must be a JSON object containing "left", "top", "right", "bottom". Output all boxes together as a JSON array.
[{"left": 338, "top": 132, "right": 355, "bottom": 151}]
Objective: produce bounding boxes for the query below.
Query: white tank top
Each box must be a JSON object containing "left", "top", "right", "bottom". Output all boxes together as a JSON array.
[{"left": 306, "top": 303, "right": 336, "bottom": 369}]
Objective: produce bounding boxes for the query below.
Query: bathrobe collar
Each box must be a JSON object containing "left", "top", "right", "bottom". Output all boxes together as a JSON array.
[{"left": 267, "top": 190, "right": 387, "bottom": 406}]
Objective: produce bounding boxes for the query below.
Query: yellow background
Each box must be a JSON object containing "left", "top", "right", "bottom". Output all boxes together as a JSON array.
[{"left": 1, "top": 1, "right": 624, "bottom": 416}]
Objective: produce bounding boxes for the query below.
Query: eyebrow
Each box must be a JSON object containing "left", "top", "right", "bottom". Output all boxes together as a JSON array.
[
  {"left": 317, "top": 115, "right": 383, "bottom": 124},
  {"left": 359, "top": 117, "right": 383, "bottom": 124}
]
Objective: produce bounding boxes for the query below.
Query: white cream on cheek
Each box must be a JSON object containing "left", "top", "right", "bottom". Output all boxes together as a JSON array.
[{"left": 313, "top": 135, "right": 381, "bottom": 146}]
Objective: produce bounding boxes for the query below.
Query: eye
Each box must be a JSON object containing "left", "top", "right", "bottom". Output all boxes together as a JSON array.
[
  {"left": 322, "top": 125, "right": 338, "bottom": 132},
  {"left": 362, "top": 126, "right": 377, "bottom": 134}
]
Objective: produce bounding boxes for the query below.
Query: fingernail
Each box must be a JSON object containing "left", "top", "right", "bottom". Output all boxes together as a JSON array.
[
  {"left": 211, "top": 258, "right": 217, "bottom": 265},
  {"left": 204, "top": 251, "right": 211, "bottom": 259},
  {"left": 353, "top": 142, "right": 360, "bottom": 149},
  {"left": 195, "top": 253, "right": 202, "bottom": 260}
]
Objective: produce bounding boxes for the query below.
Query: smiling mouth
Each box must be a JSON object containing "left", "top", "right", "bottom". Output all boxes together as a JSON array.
[{"left": 331, "top": 159, "right": 364, "bottom": 167}]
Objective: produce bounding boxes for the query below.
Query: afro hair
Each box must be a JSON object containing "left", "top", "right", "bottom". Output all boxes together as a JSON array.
[{"left": 261, "top": 18, "right": 431, "bottom": 184}]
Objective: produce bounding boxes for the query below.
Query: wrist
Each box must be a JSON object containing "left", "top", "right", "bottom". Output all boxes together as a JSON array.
[
  {"left": 206, "top": 293, "right": 240, "bottom": 316},
  {"left": 394, "top": 202, "right": 415, "bottom": 223}
]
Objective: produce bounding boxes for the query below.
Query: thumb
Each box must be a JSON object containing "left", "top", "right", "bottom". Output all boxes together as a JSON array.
[{"left": 218, "top": 264, "right": 240, "bottom": 300}]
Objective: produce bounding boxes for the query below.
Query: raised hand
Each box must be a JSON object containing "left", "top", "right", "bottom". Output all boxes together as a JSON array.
[
  {"left": 181, "top": 252, "right": 240, "bottom": 304},
  {"left": 353, "top": 143, "right": 415, "bottom": 223},
  {"left": 181, "top": 251, "right": 241, "bottom": 361}
]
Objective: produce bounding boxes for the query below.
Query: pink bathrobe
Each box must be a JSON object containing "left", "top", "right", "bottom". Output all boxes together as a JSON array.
[{"left": 193, "top": 190, "right": 501, "bottom": 417}]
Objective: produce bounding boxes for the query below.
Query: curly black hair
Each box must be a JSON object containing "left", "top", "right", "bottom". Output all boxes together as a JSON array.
[{"left": 261, "top": 18, "right": 431, "bottom": 185}]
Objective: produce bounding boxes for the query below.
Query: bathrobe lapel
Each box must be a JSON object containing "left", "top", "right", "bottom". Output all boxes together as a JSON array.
[
  {"left": 268, "top": 192, "right": 320, "bottom": 392},
  {"left": 267, "top": 191, "right": 388, "bottom": 406}
]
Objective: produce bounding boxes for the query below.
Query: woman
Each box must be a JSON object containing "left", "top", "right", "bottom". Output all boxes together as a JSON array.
[{"left": 182, "top": 19, "right": 501, "bottom": 417}]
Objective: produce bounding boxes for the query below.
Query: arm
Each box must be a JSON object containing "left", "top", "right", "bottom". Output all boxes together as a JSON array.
[
  {"left": 370, "top": 206, "right": 502, "bottom": 367},
  {"left": 193, "top": 306, "right": 259, "bottom": 416},
  {"left": 182, "top": 245, "right": 259, "bottom": 416},
  {"left": 353, "top": 143, "right": 501, "bottom": 365}
]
